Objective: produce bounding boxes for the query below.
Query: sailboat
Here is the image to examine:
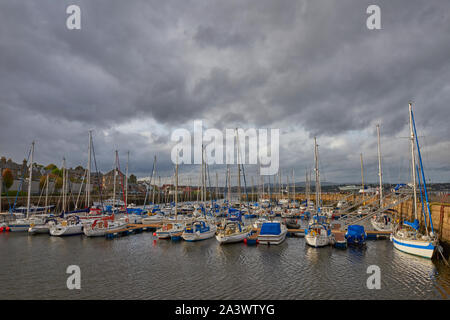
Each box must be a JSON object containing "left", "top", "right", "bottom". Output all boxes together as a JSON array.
[
  {"left": 216, "top": 210, "right": 252, "bottom": 244},
  {"left": 370, "top": 124, "right": 393, "bottom": 232},
  {"left": 50, "top": 131, "right": 100, "bottom": 236},
  {"left": 155, "top": 158, "right": 185, "bottom": 239},
  {"left": 305, "top": 137, "right": 334, "bottom": 247},
  {"left": 391, "top": 103, "right": 438, "bottom": 259},
  {"left": 83, "top": 214, "right": 126, "bottom": 237},
  {"left": 8, "top": 142, "right": 48, "bottom": 232},
  {"left": 181, "top": 218, "right": 217, "bottom": 241}
]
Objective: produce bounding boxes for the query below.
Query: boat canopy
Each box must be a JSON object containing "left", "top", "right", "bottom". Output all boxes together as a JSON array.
[
  {"left": 260, "top": 222, "right": 281, "bottom": 235},
  {"left": 313, "top": 215, "right": 328, "bottom": 224},
  {"left": 404, "top": 219, "right": 419, "bottom": 231},
  {"left": 127, "top": 208, "right": 144, "bottom": 215},
  {"left": 347, "top": 225, "right": 365, "bottom": 236},
  {"left": 345, "top": 225, "right": 367, "bottom": 243}
]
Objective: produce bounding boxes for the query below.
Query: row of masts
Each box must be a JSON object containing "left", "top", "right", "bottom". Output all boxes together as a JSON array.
[{"left": 11, "top": 119, "right": 394, "bottom": 218}]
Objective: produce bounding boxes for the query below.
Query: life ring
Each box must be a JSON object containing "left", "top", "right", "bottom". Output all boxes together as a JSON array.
[{"left": 310, "top": 230, "right": 317, "bottom": 237}]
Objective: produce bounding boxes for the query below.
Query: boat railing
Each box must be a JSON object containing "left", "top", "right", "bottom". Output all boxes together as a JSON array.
[{"left": 340, "top": 194, "right": 411, "bottom": 228}]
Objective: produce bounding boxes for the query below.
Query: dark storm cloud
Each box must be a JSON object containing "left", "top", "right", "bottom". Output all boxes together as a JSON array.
[{"left": 0, "top": 0, "right": 449, "bottom": 181}]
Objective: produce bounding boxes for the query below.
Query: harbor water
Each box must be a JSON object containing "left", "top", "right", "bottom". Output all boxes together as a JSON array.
[{"left": 0, "top": 225, "right": 449, "bottom": 300}]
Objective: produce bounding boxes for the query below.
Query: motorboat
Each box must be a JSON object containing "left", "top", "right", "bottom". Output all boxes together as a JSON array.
[{"left": 257, "top": 221, "right": 287, "bottom": 245}]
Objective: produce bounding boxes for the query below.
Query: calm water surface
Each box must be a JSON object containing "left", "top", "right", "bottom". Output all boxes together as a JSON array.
[{"left": 0, "top": 225, "right": 449, "bottom": 300}]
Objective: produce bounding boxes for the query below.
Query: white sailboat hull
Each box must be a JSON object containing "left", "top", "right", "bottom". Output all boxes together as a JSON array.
[
  {"left": 156, "top": 229, "right": 183, "bottom": 239},
  {"left": 8, "top": 224, "right": 31, "bottom": 232},
  {"left": 182, "top": 227, "right": 216, "bottom": 242},
  {"left": 391, "top": 235, "right": 435, "bottom": 259},
  {"left": 142, "top": 216, "right": 165, "bottom": 224},
  {"left": 50, "top": 224, "right": 83, "bottom": 236},
  {"left": 216, "top": 231, "right": 250, "bottom": 244},
  {"left": 83, "top": 223, "right": 126, "bottom": 237},
  {"left": 28, "top": 224, "right": 50, "bottom": 234},
  {"left": 305, "top": 234, "right": 330, "bottom": 247}
]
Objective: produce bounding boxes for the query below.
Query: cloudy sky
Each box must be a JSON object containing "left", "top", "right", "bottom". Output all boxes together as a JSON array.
[{"left": 0, "top": 0, "right": 449, "bottom": 185}]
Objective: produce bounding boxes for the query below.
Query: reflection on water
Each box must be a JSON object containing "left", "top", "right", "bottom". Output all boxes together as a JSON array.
[{"left": 0, "top": 231, "right": 448, "bottom": 300}]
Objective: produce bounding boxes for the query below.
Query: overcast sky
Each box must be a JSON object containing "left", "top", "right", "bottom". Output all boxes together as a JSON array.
[{"left": 0, "top": 0, "right": 449, "bottom": 185}]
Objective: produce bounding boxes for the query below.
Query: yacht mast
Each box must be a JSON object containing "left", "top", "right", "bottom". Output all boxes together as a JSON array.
[
  {"left": 175, "top": 155, "right": 178, "bottom": 219},
  {"left": 376, "top": 124, "right": 383, "bottom": 208},
  {"left": 152, "top": 156, "right": 157, "bottom": 204},
  {"left": 278, "top": 170, "right": 282, "bottom": 201},
  {"left": 113, "top": 151, "right": 118, "bottom": 209},
  {"left": 292, "top": 168, "right": 295, "bottom": 206},
  {"left": 360, "top": 153, "right": 364, "bottom": 202},
  {"left": 62, "top": 157, "right": 66, "bottom": 214},
  {"left": 305, "top": 170, "right": 308, "bottom": 206},
  {"left": 409, "top": 103, "right": 418, "bottom": 220},
  {"left": 86, "top": 131, "right": 92, "bottom": 208},
  {"left": 215, "top": 171, "right": 218, "bottom": 202},
  {"left": 314, "top": 137, "right": 320, "bottom": 212},
  {"left": 201, "top": 145, "right": 204, "bottom": 203},
  {"left": 236, "top": 129, "right": 242, "bottom": 207},
  {"left": 26, "top": 141, "right": 35, "bottom": 219},
  {"left": 45, "top": 174, "right": 49, "bottom": 209},
  {"left": 125, "top": 151, "right": 129, "bottom": 207}
]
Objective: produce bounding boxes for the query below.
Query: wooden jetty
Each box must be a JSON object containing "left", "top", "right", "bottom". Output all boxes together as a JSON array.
[
  {"left": 105, "top": 223, "right": 162, "bottom": 239},
  {"left": 104, "top": 222, "right": 392, "bottom": 241},
  {"left": 284, "top": 228, "right": 391, "bottom": 239}
]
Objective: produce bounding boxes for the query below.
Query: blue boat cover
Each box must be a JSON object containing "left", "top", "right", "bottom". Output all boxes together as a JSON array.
[
  {"left": 260, "top": 222, "right": 281, "bottom": 235},
  {"left": 127, "top": 208, "right": 144, "bottom": 214},
  {"left": 404, "top": 219, "right": 419, "bottom": 230},
  {"left": 346, "top": 225, "right": 367, "bottom": 243},
  {"left": 347, "top": 225, "right": 365, "bottom": 236}
]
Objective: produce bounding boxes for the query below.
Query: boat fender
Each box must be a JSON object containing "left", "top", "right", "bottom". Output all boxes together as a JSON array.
[
  {"left": 5, "top": 227, "right": 10, "bottom": 232},
  {"left": 153, "top": 232, "right": 156, "bottom": 236},
  {"left": 0, "top": 227, "right": 3, "bottom": 232}
]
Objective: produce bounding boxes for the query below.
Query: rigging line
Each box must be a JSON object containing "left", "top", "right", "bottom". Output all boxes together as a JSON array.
[
  {"left": 206, "top": 158, "right": 213, "bottom": 210},
  {"left": 90, "top": 136, "right": 103, "bottom": 209},
  {"left": 411, "top": 109, "right": 434, "bottom": 234},
  {"left": 143, "top": 157, "right": 156, "bottom": 209},
  {"left": 416, "top": 164, "right": 427, "bottom": 232},
  {"left": 75, "top": 170, "right": 87, "bottom": 209},
  {"left": 11, "top": 144, "right": 32, "bottom": 213},
  {"left": 116, "top": 153, "right": 127, "bottom": 213}
]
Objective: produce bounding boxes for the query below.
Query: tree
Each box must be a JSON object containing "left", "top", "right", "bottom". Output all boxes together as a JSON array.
[
  {"left": 51, "top": 168, "right": 63, "bottom": 177},
  {"left": 39, "top": 175, "right": 48, "bottom": 190},
  {"left": 2, "top": 168, "right": 13, "bottom": 190},
  {"left": 45, "top": 164, "right": 57, "bottom": 171},
  {"left": 54, "top": 177, "right": 63, "bottom": 190}
]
